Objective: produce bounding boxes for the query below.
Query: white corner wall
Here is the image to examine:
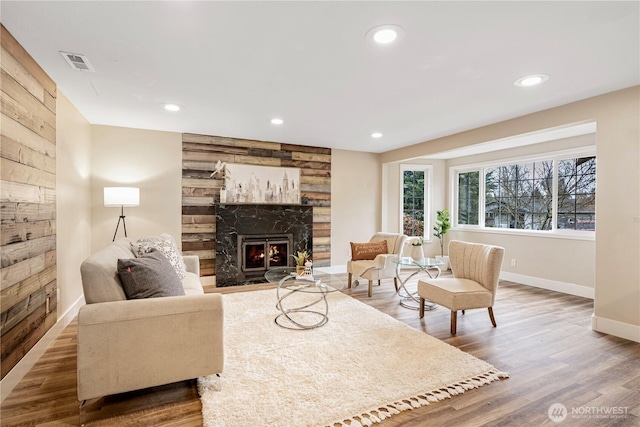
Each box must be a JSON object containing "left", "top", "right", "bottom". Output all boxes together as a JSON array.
[
  {"left": 330, "top": 149, "right": 381, "bottom": 266},
  {"left": 90, "top": 125, "right": 182, "bottom": 251},
  {"left": 56, "top": 91, "right": 91, "bottom": 316}
]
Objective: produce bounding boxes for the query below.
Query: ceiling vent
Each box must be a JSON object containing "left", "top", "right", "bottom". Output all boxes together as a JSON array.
[{"left": 59, "top": 51, "right": 95, "bottom": 72}]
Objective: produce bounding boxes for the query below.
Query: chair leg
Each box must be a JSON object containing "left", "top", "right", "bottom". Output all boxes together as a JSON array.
[
  {"left": 79, "top": 396, "right": 105, "bottom": 426},
  {"left": 348, "top": 273, "right": 352, "bottom": 289},
  {"left": 462, "top": 310, "right": 465, "bottom": 315},
  {"left": 419, "top": 298, "right": 425, "bottom": 318},
  {"left": 79, "top": 400, "right": 87, "bottom": 427},
  {"left": 368, "top": 280, "right": 373, "bottom": 297},
  {"left": 377, "top": 280, "right": 381, "bottom": 287},
  {"left": 393, "top": 277, "right": 399, "bottom": 292},
  {"left": 488, "top": 307, "right": 497, "bottom": 327},
  {"left": 451, "top": 310, "right": 457, "bottom": 335}
]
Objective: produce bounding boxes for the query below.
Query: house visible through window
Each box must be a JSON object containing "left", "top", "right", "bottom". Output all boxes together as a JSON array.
[
  {"left": 453, "top": 153, "right": 596, "bottom": 233},
  {"left": 485, "top": 161, "right": 554, "bottom": 230}
]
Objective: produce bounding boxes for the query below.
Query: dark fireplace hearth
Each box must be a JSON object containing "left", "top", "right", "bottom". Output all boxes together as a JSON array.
[{"left": 215, "top": 204, "right": 313, "bottom": 287}]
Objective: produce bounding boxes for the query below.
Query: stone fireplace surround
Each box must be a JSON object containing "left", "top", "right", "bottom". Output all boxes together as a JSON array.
[{"left": 215, "top": 204, "right": 314, "bottom": 287}]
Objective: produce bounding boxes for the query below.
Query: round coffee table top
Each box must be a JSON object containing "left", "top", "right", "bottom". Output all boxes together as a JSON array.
[
  {"left": 264, "top": 267, "right": 344, "bottom": 293},
  {"left": 393, "top": 257, "right": 445, "bottom": 268}
]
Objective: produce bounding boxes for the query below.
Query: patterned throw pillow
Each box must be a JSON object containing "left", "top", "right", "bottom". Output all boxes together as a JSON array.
[
  {"left": 131, "top": 233, "right": 187, "bottom": 279},
  {"left": 350, "top": 240, "right": 388, "bottom": 261}
]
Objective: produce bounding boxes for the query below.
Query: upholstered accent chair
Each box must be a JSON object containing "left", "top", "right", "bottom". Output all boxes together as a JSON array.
[
  {"left": 347, "top": 232, "right": 408, "bottom": 297},
  {"left": 417, "top": 240, "right": 505, "bottom": 335}
]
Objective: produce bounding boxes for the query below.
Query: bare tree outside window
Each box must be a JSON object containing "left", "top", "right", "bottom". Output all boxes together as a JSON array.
[
  {"left": 557, "top": 157, "right": 596, "bottom": 230},
  {"left": 485, "top": 161, "right": 554, "bottom": 230},
  {"left": 476, "top": 156, "right": 595, "bottom": 231}
]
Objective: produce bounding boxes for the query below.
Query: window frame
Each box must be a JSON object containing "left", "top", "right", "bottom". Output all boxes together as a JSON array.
[
  {"left": 449, "top": 147, "right": 595, "bottom": 241},
  {"left": 400, "top": 164, "right": 433, "bottom": 241}
]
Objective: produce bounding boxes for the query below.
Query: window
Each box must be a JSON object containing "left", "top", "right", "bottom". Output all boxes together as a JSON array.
[
  {"left": 401, "top": 166, "right": 431, "bottom": 238},
  {"left": 485, "top": 161, "right": 554, "bottom": 230},
  {"left": 453, "top": 152, "right": 596, "bottom": 234},
  {"left": 557, "top": 157, "right": 596, "bottom": 230},
  {"left": 458, "top": 171, "right": 479, "bottom": 225}
]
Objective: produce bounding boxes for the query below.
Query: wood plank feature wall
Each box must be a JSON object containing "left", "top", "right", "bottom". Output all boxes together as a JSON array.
[
  {"left": 0, "top": 25, "right": 57, "bottom": 379},
  {"left": 181, "top": 133, "right": 331, "bottom": 280}
]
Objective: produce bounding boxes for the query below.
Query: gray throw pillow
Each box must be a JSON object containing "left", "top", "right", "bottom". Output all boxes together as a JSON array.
[{"left": 117, "top": 249, "right": 185, "bottom": 299}]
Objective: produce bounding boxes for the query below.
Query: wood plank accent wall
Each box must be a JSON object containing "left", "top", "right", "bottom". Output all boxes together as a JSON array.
[
  {"left": 181, "top": 133, "right": 331, "bottom": 279},
  {"left": 0, "top": 25, "right": 57, "bottom": 379}
]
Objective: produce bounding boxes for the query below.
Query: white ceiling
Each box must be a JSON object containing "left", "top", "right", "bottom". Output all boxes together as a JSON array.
[{"left": 1, "top": 1, "right": 638, "bottom": 154}]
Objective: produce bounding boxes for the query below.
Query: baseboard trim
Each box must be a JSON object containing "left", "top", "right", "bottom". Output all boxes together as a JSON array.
[
  {"left": 1, "top": 295, "right": 84, "bottom": 403},
  {"left": 591, "top": 314, "right": 640, "bottom": 343},
  {"left": 500, "top": 271, "right": 594, "bottom": 299}
]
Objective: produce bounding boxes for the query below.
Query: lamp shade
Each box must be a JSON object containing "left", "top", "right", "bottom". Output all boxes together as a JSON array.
[{"left": 104, "top": 187, "right": 140, "bottom": 207}]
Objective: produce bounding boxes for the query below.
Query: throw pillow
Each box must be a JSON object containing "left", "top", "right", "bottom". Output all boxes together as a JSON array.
[
  {"left": 117, "top": 249, "right": 185, "bottom": 299},
  {"left": 350, "top": 240, "right": 388, "bottom": 261},
  {"left": 131, "top": 233, "right": 187, "bottom": 279}
]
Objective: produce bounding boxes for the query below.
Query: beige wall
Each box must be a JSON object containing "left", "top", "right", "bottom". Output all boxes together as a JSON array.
[
  {"left": 56, "top": 92, "right": 91, "bottom": 316},
  {"left": 445, "top": 132, "right": 597, "bottom": 289},
  {"left": 330, "top": 149, "right": 381, "bottom": 265},
  {"left": 382, "top": 134, "right": 597, "bottom": 284},
  {"left": 68, "top": 87, "right": 640, "bottom": 342},
  {"left": 90, "top": 126, "right": 182, "bottom": 251},
  {"left": 381, "top": 86, "right": 640, "bottom": 340}
]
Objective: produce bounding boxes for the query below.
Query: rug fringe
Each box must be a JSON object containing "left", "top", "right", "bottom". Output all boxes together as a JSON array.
[{"left": 328, "top": 369, "right": 509, "bottom": 427}]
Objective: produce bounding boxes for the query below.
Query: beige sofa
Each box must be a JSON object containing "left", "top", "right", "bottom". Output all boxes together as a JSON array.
[{"left": 77, "top": 239, "right": 224, "bottom": 410}]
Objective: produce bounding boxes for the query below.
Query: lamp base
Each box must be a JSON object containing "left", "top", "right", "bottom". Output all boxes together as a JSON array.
[{"left": 112, "top": 206, "right": 128, "bottom": 241}]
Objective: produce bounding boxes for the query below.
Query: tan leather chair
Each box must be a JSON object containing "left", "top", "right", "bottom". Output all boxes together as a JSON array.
[
  {"left": 347, "top": 232, "right": 408, "bottom": 297},
  {"left": 417, "top": 240, "right": 505, "bottom": 335}
]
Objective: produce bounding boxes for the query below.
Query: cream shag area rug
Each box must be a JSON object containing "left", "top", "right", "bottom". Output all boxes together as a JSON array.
[{"left": 198, "top": 289, "right": 508, "bottom": 427}]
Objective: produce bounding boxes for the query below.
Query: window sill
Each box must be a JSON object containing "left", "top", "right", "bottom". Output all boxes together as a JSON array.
[{"left": 451, "top": 226, "right": 595, "bottom": 241}]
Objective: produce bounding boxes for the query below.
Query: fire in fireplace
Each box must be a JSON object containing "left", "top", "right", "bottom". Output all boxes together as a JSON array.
[{"left": 238, "top": 234, "right": 294, "bottom": 280}]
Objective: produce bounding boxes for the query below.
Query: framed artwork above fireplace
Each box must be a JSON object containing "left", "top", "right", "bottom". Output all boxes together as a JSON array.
[{"left": 224, "top": 164, "right": 300, "bottom": 204}]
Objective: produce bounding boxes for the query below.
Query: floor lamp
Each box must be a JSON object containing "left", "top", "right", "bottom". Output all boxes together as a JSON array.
[{"left": 104, "top": 187, "right": 140, "bottom": 241}]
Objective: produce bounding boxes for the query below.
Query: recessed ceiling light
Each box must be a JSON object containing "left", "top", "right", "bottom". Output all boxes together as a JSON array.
[
  {"left": 514, "top": 74, "right": 549, "bottom": 87},
  {"left": 374, "top": 29, "right": 397, "bottom": 44},
  {"left": 163, "top": 103, "right": 182, "bottom": 112},
  {"left": 271, "top": 118, "right": 284, "bottom": 125},
  {"left": 366, "top": 24, "right": 405, "bottom": 45},
  {"left": 371, "top": 132, "right": 383, "bottom": 138}
]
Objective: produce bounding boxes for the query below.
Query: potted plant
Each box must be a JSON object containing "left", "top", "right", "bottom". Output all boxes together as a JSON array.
[
  {"left": 433, "top": 209, "right": 451, "bottom": 270},
  {"left": 410, "top": 237, "right": 424, "bottom": 261},
  {"left": 291, "top": 250, "right": 310, "bottom": 275}
]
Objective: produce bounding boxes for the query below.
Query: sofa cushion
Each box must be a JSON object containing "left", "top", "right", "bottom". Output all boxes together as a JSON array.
[
  {"left": 131, "top": 233, "right": 187, "bottom": 279},
  {"left": 350, "top": 240, "right": 388, "bottom": 261},
  {"left": 117, "top": 249, "right": 186, "bottom": 299},
  {"left": 182, "top": 271, "right": 205, "bottom": 295},
  {"left": 80, "top": 239, "right": 134, "bottom": 304}
]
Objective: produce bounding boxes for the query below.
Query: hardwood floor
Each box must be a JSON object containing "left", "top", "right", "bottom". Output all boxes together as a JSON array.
[{"left": 2, "top": 275, "right": 639, "bottom": 426}]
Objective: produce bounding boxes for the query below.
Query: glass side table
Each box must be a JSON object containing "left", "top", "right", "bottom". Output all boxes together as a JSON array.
[
  {"left": 393, "top": 257, "right": 445, "bottom": 310},
  {"left": 265, "top": 267, "right": 344, "bottom": 330}
]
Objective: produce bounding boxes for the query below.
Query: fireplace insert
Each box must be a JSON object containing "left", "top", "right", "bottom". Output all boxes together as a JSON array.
[{"left": 238, "top": 234, "right": 294, "bottom": 280}]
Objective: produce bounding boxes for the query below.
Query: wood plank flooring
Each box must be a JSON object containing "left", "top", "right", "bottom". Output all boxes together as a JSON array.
[{"left": 2, "top": 275, "right": 639, "bottom": 426}]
